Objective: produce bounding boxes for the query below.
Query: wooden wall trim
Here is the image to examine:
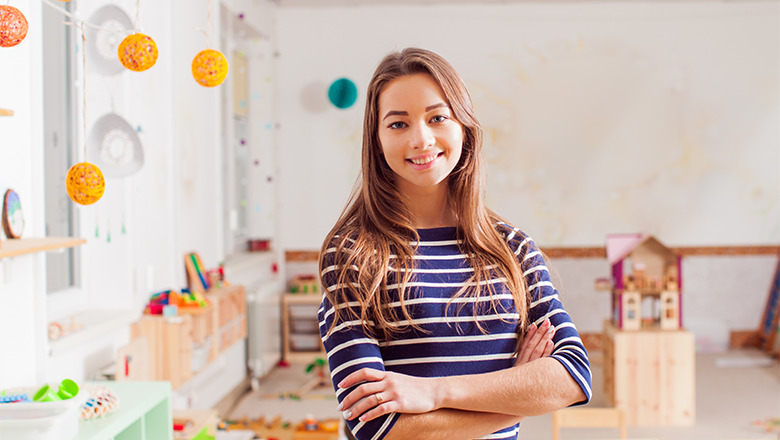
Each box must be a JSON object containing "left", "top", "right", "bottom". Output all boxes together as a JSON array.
[
  {"left": 285, "top": 250, "right": 320, "bottom": 262},
  {"left": 542, "top": 245, "right": 779, "bottom": 258},
  {"left": 287, "top": 246, "right": 780, "bottom": 261}
]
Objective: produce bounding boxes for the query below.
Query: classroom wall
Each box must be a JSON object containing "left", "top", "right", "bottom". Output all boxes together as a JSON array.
[
  {"left": 0, "top": 0, "right": 47, "bottom": 387},
  {"left": 275, "top": 2, "right": 779, "bottom": 351},
  {"left": 276, "top": 1, "right": 779, "bottom": 250},
  {"left": 0, "top": 0, "right": 278, "bottom": 388}
]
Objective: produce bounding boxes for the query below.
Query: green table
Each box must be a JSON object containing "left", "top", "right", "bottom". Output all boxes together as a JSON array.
[{"left": 74, "top": 381, "right": 172, "bottom": 440}]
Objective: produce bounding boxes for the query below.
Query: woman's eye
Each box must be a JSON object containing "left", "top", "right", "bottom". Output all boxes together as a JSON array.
[
  {"left": 431, "top": 115, "right": 448, "bottom": 123},
  {"left": 388, "top": 121, "right": 406, "bottom": 129}
]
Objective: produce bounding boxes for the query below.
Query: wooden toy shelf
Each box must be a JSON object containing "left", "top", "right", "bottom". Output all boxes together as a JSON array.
[
  {"left": 0, "top": 237, "right": 86, "bottom": 259},
  {"left": 282, "top": 293, "right": 326, "bottom": 363},
  {"left": 602, "top": 319, "right": 695, "bottom": 426}
]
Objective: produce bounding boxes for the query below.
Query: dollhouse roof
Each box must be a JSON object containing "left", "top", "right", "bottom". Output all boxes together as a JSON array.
[{"left": 606, "top": 233, "right": 678, "bottom": 265}]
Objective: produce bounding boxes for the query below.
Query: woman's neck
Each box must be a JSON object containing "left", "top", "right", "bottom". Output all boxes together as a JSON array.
[{"left": 400, "top": 181, "right": 457, "bottom": 229}]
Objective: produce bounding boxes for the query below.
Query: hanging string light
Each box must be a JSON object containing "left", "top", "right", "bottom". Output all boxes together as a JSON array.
[
  {"left": 192, "top": 0, "right": 228, "bottom": 87},
  {"left": 65, "top": 22, "right": 105, "bottom": 205},
  {"left": 117, "top": 0, "right": 157, "bottom": 72},
  {"left": 0, "top": 4, "right": 29, "bottom": 48}
]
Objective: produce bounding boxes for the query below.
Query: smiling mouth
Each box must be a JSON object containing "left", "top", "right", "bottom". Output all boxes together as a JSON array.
[{"left": 407, "top": 152, "right": 443, "bottom": 165}]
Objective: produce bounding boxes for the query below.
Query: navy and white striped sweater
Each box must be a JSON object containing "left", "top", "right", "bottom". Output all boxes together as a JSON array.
[{"left": 318, "top": 223, "right": 592, "bottom": 440}]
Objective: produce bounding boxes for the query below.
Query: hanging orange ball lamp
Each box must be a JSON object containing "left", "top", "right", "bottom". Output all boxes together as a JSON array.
[
  {"left": 0, "top": 5, "right": 29, "bottom": 48},
  {"left": 192, "top": 49, "right": 228, "bottom": 87},
  {"left": 118, "top": 33, "right": 158, "bottom": 72},
  {"left": 66, "top": 163, "right": 105, "bottom": 205}
]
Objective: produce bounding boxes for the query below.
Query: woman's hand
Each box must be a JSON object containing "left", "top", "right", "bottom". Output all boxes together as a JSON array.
[
  {"left": 515, "top": 319, "right": 555, "bottom": 366},
  {"left": 337, "top": 368, "right": 440, "bottom": 423}
]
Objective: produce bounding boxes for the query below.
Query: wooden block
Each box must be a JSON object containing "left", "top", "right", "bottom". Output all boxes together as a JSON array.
[
  {"left": 116, "top": 336, "right": 149, "bottom": 381},
  {"left": 729, "top": 330, "right": 761, "bottom": 349}
]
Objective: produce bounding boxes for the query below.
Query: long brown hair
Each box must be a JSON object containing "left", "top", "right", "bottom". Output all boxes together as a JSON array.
[{"left": 320, "top": 48, "right": 529, "bottom": 342}]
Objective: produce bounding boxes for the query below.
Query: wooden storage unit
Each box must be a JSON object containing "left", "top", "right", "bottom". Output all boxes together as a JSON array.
[
  {"left": 603, "top": 320, "right": 695, "bottom": 426},
  {"left": 282, "top": 293, "right": 326, "bottom": 362},
  {"left": 137, "top": 315, "right": 194, "bottom": 390},
  {"left": 178, "top": 304, "right": 218, "bottom": 362},
  {"left": 206, "top": 285, "right": 247, "bottom": 353}
]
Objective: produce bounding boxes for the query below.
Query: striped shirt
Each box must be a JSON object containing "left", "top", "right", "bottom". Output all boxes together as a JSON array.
[{"left": 318, "top": 223, "right": 592, "bottom": 440}]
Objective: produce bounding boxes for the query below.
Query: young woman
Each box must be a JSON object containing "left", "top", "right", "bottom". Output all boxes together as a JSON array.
[{"left": 318, "top": 48, "right": 591, "bottom": 440}]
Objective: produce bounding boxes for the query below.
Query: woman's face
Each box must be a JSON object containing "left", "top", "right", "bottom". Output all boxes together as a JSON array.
[{"left": 377, "top": 74, "right": 463, "bottom": 197}]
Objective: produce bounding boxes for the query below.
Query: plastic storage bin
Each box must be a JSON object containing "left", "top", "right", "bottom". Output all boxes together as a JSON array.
[{"left": 0, "top": 388, "right": 84, "bottom": 440}]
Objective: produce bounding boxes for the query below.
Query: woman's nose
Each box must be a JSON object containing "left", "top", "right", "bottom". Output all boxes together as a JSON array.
[{"left": 410, "top": 124, "right": 435, "bottom": 149}]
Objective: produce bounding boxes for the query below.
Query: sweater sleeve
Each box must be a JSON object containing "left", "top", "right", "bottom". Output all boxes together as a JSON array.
[
  {"left": 318, "top": 245, "right": 399, "bottom": 440},
  {"left": 501, "top": 224, "right": 593, "bottom": 405}
]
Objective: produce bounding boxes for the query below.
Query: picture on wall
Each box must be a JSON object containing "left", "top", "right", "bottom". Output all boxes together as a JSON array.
[{"left": 2, "top": 189, "right": 24, "bottom": 239}]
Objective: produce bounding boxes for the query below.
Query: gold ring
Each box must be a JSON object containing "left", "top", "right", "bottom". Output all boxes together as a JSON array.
[{"left": 375, "top": 393, "right": 384, "bottom": 404}]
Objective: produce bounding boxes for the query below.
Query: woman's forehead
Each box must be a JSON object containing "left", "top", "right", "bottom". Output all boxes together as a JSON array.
[{"left": 378, "top": 74, "right": 447, "bottom": 113}]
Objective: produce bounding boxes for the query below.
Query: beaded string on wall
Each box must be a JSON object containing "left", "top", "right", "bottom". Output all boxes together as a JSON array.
[{"left": 192, "top": 0, "right": 228, "bottom": 87}]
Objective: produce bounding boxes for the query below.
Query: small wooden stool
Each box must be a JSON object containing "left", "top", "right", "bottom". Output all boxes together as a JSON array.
[{"left": 551, "top": 407, "right": 627, "bottom": 440}]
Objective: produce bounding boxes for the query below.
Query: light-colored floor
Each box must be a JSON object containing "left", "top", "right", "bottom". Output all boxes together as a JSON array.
[{"left": 229, "top": 349, "right": 780, "bottom": 439}]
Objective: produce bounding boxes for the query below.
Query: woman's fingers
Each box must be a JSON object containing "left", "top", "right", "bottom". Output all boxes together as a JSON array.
[
  {"left": 516, "top": 319, "right": 555, "bottom": 365},
  {"left": 338, "top": 380, "right": 384, "bottom": 413},
  {"left": 343, "top": 391, "right": 394, "bottom": 421},
  {"left": 338, "top": 368, "right": 384, "bottom": 389}
]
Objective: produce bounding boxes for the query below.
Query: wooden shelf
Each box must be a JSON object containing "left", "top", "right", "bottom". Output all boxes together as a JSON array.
[
  {"left": 0, "top": 108, "right": 13, "bottom": 116},
  {"left": 282, "top": 293, "right": 326, "bottom": 363},
  {"left": 0, "top": 237, "right": 86, "bottom": 259}
]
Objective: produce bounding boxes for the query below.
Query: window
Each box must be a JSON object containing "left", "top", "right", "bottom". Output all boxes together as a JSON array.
[{"left": 43, "top": 2, "right": 79, "bottom": 293}]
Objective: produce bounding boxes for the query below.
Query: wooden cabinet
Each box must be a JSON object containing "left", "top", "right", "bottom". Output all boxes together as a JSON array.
[
  {"left": 282, "top": 293, "right": 326, "bottom": 362},
  {"left": 603, "top": 320, "right": 695, "bottom": 426}
]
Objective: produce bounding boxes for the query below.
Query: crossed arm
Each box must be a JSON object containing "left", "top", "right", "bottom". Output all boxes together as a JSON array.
[{"left": 337, "top": 320, "right": 587, "bottom": 440}]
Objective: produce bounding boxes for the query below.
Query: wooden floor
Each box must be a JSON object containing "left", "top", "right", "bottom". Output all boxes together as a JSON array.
[{"left": 228, "top": 348, "right": 779, "bottom": 440}]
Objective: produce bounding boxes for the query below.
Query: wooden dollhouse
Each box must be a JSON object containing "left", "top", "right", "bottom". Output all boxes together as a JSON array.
[
  {"left": 607, "top": 234, "right": 682, "bottom": 331},
  {"left": 602, "top": 234, "right": 695, "bottom": 427}
]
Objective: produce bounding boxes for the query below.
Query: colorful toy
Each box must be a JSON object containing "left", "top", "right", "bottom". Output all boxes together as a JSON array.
[
  {"left": 605, "top": 234, "right": 682, "bottom": 331},
  {"left": 118, "top": 33, "right": 158, "bottom": 72},
  {"left": 0, "top": 5, "right": 29, "bottom": 48},
  {"left": 144, "top": 289, "right": 210, "bottom": 315},
  {"left": 80, "top": 384, "right": 119, "bottom": 420},
  {"left": 185, "top": 252, "right": 211, "bottom": 292},
  {"left": 191, "top": 49, "right": 228, "bottom": 87},
  {"left": 33, "top": 379, "right": 79, "bottom": 402},
  {"left": 66, "top": 162, "right": 105, "bottom": 205},
  {"left": 0, "top": 393, "right": 31, "bottom": 403},
  {"left": 48, "top": 315, "right": 84, "bottom": 341},
  {"left": 290, "top": 275, "right": 319, "bottom": 294}
]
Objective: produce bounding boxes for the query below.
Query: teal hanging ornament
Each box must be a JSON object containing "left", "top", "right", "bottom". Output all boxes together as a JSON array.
[
  {"left": 122, "top": 212, "right": 126, "bottom": 234},
  {"left": 95, "top": 215, "right": 99, "bottom": 238},
  {"left": 328, "top": 78, "right": 358, "bottom": 109}
]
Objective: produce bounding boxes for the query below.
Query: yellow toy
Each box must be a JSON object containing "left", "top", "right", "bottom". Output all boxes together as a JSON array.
[
  {"left": 118, "top": 33, "right": 158, "bottom": 72},
  {"left": 66, "top": 163, "right": 105, "bottom": 205},
  {"left": 192, "top": 49, "right": 228, "bottom": 87}
]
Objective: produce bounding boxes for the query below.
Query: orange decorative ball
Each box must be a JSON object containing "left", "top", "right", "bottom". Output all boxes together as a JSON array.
[
  {"left": 66, "top": 163, "right": 105, "bottom": 205},
  {"left": 0, "top": 5, "right": 29, "bottom": 48},
  {"left": 192, "top": 49, "right": 228, "bottom": 87},
  {"left": 118, "top": 33, "right": 158, "bottom": 72}
]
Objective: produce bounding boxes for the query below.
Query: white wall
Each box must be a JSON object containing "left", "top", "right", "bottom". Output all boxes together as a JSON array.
[
  {"left": 0, "top": 0, "right": 47, "bottom": 388},
  {"left": 276, "top": 1, "right": 779, "bottom": 250}
]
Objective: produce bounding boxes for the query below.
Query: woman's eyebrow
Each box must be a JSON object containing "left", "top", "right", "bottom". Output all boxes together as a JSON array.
[
  {"left": 383, "top": 103, "right": 449, "bottom": 121},
  {"left": 383, "top": 110, "right": 408, "bottom": 120}
]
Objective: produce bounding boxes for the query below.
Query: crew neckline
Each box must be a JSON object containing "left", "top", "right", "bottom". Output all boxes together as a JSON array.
[{"left": 415, "top": 226, "right": 458, "bottom": 241}]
